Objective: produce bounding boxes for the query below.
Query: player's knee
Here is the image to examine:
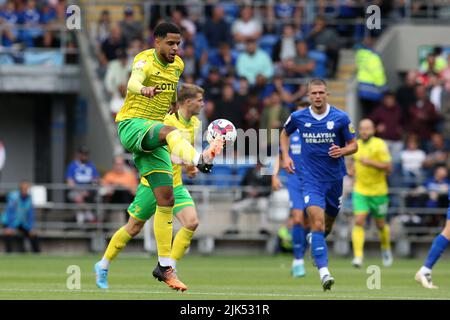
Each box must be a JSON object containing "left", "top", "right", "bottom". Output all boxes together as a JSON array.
[
  {"left": 311, "top": 219, "right": 325, "bottom": 231},
  {"left": 375, "top": 220, "right": 385, "bottom": 230},
  {"left": 159, "top": 125, "right": 177, "bottom": 141},
  {"left": 355, "top": 215, "right": 366, "bottom": 227},
  {"left": 126, "top": 219, "right": 144, "bottom": 237},
  {"left": 185, "top": 217, "right": 199, "bottom": 231}
]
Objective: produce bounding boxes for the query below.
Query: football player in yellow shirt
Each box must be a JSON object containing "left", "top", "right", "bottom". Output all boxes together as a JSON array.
[
  {"left": 136, "top": 83, "right": 204, "bottom": 277},
  {"left": 350, "top": 118, "right": 393, "bottom": 268},
  {"left": 94, "top": 23, "right": 222, "bottom": 291}
]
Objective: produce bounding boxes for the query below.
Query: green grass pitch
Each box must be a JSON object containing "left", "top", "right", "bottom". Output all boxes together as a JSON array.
[{"left": 0, "top": 254, "right": 449, "bottom": 300}]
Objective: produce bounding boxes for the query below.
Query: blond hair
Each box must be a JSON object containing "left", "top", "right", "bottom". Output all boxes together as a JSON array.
[{"left": 178, "top": 83, "right": 204, "bottom": 103}]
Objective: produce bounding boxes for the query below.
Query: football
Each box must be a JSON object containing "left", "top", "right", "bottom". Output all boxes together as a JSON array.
[{"left": 206, "top": 119, "right": 237, "bottom": 144}]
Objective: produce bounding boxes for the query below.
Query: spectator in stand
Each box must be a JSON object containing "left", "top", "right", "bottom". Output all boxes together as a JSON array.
[
  {"left": 95, "top": 9, "right": 111, "bottom": 45},
  {"left": 259, "top": 90, "right": 290, "bottom": 149},
  {"left": 98, "top": 23, "right": 127, "bottom": 75},
  {"left": 0, "top": 0, "right": 19, "bottom": 46},
  {"left": 171, "top": 8, "right": 196, "bottom": 38},
  {"left": 243, "top": 92, "right": 262, "bottom": 131},
  {"left": 423, "top": 133, "right": 449, "bottom": 175},
  {"left": 204, "top": 4, "right": 232, "bottom": 49},
  {"left": 428, "top": 74, "right": 444, "bottom": 112},
  {"left": 101, "top": 155, "right": 138, "bottom": 220},
  {"left": 225, "top": 161, "right": 272, "bottom": 235},
  {"left": 368, "top": 91, "right": 404, "bottom": 163},
  {"left": 441, "top": 54, "right": 450, "bottom": 82},
  {"left": 407, "top": 84, "right": 441, "bottom": 144},
  {"left": 272, "top": 24, "right": 300, "bottom": 64},
  {"left": 236, "top": 37, "right": 274, "bottom": 86},
  {"left": 396, "top": 69, "right": 420, "bottom": 113},
  {"left": 291, "top": 40, "right": 316, "bottom": 78},
  {"left": 231, "top": 5, "right": 263, "bottom": 51},
  {"left": 400, "top": 135, "right": 426, "bottom": 188},
  {"left": 65, "top": 146, "right": 100, "bottom": 226},
  {"left": 22, "top": 0, "right": 43, "bottom": 47},
  {"left": 213, "top": 83, "right": 244, "bottom": 130},
  {"left": 420, "top": 49, "right": 448, "bottom": 75},
  {"left": 202, "top": 67, "right": 223, "bottom": 104},
  {"left": 407, "top": 166, "right": 449, "bottom": 210},
  {"left": 1, "top": 181, "right": 40, "bottom": 253},
  {"left": 181, "top": 42, "right": 199, "bottom": 79},
  {"left": 272, "top": 0, "right": 301, "bottom": 31},
  {"left": 423, "top": 166, "right": 450, "bottom": 208},
  {"left": 306, "top": 16, "right": 341, "bottom": 78},
  {"left": 208, "top": 42, "right": 237, "bottom": 77},
  {"left": 355, "top": 36, "right": 387, "bottom": 117},
  {"left": 119, "top": 6, "right": 143, "bottom": 46},
  {"left": 104, "top": 48, "right": 129, "bottom": 117},
  {"left": 441, "top": 80, "right": 450, "bottom": 144}
]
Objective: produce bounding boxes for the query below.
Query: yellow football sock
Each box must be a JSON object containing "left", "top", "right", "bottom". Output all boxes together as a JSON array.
[
  {"left": 170, "top": 227, "right": 195, "bottom": 261},
  {"left": 352, "top": 225, "right": 365, "bottom": 258},
  {"left": 104, "top": 226, "right": 132, "bottom": 261},
  {"left": 166, "top": 130, "right": 199, "bottom": 165},
  {"left": 153, "top": 206, "right": 173, "bottom": 258},
  {"left": 379, "top": 224, "right": 391, "bottom": 251}
]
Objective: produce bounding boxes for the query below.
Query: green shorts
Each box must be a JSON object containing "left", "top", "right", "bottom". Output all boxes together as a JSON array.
[
  {"left": 128, "top": 183, "right": 195, "bottom": 222},
  {"left": 117, "top": 118, "right": 173, "bottom": 188},
  {"left": 352, "top": 192, "right": 389, "bottom": 219}
]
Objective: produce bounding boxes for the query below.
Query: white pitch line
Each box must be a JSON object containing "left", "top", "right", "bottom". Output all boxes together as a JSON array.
[{"left": 0, "top": 288, "right": 445, "bottom": 300}]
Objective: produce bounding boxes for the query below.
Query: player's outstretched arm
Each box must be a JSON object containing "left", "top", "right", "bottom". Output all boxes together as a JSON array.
[{"left": 328, "top": 138, "right": 358, "bottom": 159}]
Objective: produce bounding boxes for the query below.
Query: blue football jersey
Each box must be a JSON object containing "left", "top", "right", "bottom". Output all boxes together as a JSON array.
[{"left": 284, "top": 105, "right": 356, "bottom": 182}]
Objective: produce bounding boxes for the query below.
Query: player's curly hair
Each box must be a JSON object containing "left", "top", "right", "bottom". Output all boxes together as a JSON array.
[{"left": 153, "top": 22, "right": 180, "bottom": 38}]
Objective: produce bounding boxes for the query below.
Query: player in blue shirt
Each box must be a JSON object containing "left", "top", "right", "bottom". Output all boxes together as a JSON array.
[
  {"left": 273, "top": 101, "right": 309, "bottom": 278},
  {"left": 415, "top": 190, "right": 450, "bottom": 289},
  {"left": 282, "top": 79, "right": 358, "bottom": 290}
]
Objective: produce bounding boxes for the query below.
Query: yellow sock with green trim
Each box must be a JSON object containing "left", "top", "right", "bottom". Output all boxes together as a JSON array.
[
  {"left": 379, "top": 224, "right": 391, "bottom": 251},
  {"left": 166, "top": 130, "right": 199, "bottom": 165},
  {"left": 352, "top": 225, "right": 365, "bottom": 258},
  {"left": 153, "top": 205, "right": 173, "bottom": 258},
  {"left": 170, "top": 227, "right": 195, "bottom": 261},
  {"left": 104, "top": 226, "right": 132, "bottom": 261}
]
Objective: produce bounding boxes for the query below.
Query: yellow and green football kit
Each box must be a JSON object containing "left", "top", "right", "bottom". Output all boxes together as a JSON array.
[
  {"left": 128, "top": 112, "right": 200, "bottom": 222},
  {"left": 352, "top": 136, "right": 392, "bottom": 259}
]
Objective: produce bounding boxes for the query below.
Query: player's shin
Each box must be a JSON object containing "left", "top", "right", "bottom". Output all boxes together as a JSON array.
[
  {"left": 352, "top": 225, "right": 365, "bottom": 258},
  {"left": 311, "top": 231, "right": 328, "bottom": 269},
  {"left": 154, "top": 205, "right": 174, "bottom": 266},
  {"left": 379, "top": 224, "right": 391, "bottom": 251},
  {"left": 170, "top": 227, "right": 195, "bottom": 264},
  {"left": 103, "top": 226, "right": 133, "bottom": 267},
  {"left": 424, "top": 234, "right": 450, "bottom": 270},
  {"left": 166, "top": 130, "right": 200, "bottom": 165},
  {"left": 292, "top": 224, "right": 306, "bottom": 259}
]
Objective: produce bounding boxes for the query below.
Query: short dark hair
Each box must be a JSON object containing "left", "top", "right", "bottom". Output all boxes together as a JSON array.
[{"left": 153, "top": 22, "right": 181, "bottom": 38}]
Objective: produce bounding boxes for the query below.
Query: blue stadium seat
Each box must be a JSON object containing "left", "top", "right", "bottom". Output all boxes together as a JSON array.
[
  {"left": 210, "top": 164, "right": 234, "bottom": 188},
  {"left": 309, "top": 50, "right": 327, "bottom": 78}
]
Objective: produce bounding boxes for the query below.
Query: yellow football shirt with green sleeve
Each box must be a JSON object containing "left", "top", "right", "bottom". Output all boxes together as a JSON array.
[
  {"left": 115, "top": 48, "right": 184, "bottom": 123},
  {"left": 353, "top": 136, "right": 391, "bottom": 196}
]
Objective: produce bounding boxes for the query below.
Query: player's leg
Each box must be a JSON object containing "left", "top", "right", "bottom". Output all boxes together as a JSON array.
[
  {"left": 95, "top": 182, "right": 155, "bottom": 289},
  {"left": 306, "top": 204, "right": 334, "bottom": 290},
  {"left": 3, "top": 227, "right": 15, "bottom": 253},
  {"left": 291, "top": 208, "right": 307, "bottom": 277},
  {"left": 372, "top": 195, "right": 392, "bottom": 267},
  {"left": 156, "top": 125, "right": 223, "bottom": 171},
  {"left": 170, "top": 185, "right": 198, "bottom": 267},
  {"left": 171, "top": 208, "right": 198, "bottom": 266},
  {"left": 352, "top": 192, "right": 370, "bottom": 267},
  {"left": 415, "top": 214, "right": 450, "bottom": 289}
]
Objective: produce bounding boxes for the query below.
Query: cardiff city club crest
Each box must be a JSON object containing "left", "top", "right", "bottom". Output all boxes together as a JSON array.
[{"left": 326, "top": 121, "right": 334, "bottom": 130}]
